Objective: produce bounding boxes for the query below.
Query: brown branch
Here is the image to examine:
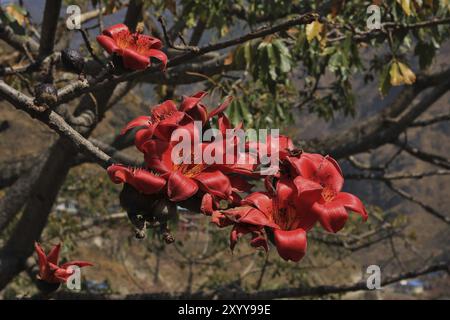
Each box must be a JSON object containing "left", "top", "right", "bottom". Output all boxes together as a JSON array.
[
  {"left": 384, "top": 181, "right": 450, "bottom": 225},
  {"left": 38, "top": 0, "right": 62, "bottom": 58},
  {"left": 411, "top": 112, "right": 450, "bottom": 127},
  {"left": 50, "top": 262, "right": 449, "bottom": 299},
  {"left": 396, "top": 143, "right": 450, "bottom": 170},
  {"left": 55, "top": 13, "right": 317, "bottom": 105},
  {"left": 346, "top": 169, "right": 450, "bottom": 181},
  {"left": 0, "top": 80, "right": 112, "bottom": 168},
  {"left": 305, "top": 68, "right": 450, "bottom": 159}
]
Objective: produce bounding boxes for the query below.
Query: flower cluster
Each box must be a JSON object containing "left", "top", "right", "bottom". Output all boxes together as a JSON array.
[{"left": 108, "top": 92, "right": 368, "bottom": 262}]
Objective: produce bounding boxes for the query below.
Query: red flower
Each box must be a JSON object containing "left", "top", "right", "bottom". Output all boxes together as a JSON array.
[
  {"left": 289, "top": 153, "right": 368, "bottom": 233},
  {"left": 141, "top": 139, "right": 233, "bottom": 202},
  {"left": 120, "top": 99, "right": 190, "bottom": 151},
  {"left": 96, "top": 23, "right": 167, "bottom": 70},
  {"left": 34, "top": 242, "right": 93, "bottom": 284},
  {"left": 213, "top": 191, "right": 309, "bottom": 262}
]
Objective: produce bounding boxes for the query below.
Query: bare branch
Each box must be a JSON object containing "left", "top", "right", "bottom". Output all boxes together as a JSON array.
[
  {"left": 384, "top": 181, "right": 450, "bottom": 225},
  {"left": 38, "top": 0, "right": 62, "bottom": 58}
]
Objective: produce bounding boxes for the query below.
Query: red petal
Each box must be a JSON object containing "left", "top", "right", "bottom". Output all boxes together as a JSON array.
[
  {"left": 147, "top": 48, "right": 168, "bottom": 70},
  {"left": 209, "top": 96, "right": 233, "bottom": 119},
  {"left": 141, "top": 140, "right": 172, "bottom": 172},
  {"left": 102, "top": 23, "right": 129, "bottom": 38},
  {"left": 34, "top": 242, "right": 48, "bottom": 277},
  {"left": 134, "top": 127, "right": 156, "bottom": 151},
  {"left": 250, "top": 231, "right": 269, "bottom": 252},
  {"left": 194, "top": 170, "right": 232, "bottom": 199},
  {"left": 46, "top": 243, "right": 61, "bottom": 265},
  {"left": 96, "top": 35, "right": 120, "bottom": 54},
  {"left": 151, "top": 100, "right": 178, "bottom": 117},
  {"left": 242, "top": 192, "right": 272, "bottom": 217},
  {"left": 107, "top": 165, "right": 166, "bottom": 194},
  {"left": 230, "top": 224, "right": 259, "bottom": 251},
  {"left": 136, "top": 34, "right": 162, "bottom": 50},
  {"left": 273, "top": 228, "right": 307, "bottom": 262},
  {"left": 122, "top": 48, "right": 150, "bottom": 70},
  {"left": 228, "top": 175, "right": 253, "bottom": 193},
  {"left": 334, "top": 192, "right": 368, "bottom": 221},
  {"left": 210, "top": 210, "right": 233, "bottom": 227},
  {"left": 312, "top": 202, "right": 349, "bottom": 233},
  {"left": 120, "top": 116, "right": 150, "bottom": 135},
  {"left": 200, "top": 193, "right": 214, "bottom": 215},
  {"left": 238, "top": 207, "right": 279, "bottom": 228},
  {"left": 276, "top": 177, "right": 296, "bottom": 209},
  {"left": 297, "top": 153, "right": 344, "bottom": 192},
  {"left": 293, "top": 176, "right": 323, "bottom": 206},
  {"left": 167, "top": 171, "right": 199, "bottom": 202},
  {"left": 180, "top": 91, "right": 207, "bottom": 112}
]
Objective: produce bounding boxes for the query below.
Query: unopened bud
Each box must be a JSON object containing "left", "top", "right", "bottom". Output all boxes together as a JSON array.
[
  {"left": 34, "top": 83, "right": 58, "bottom": 106},
  {"left": 61, "top": 49, "right": 85, "bottom": 73}
]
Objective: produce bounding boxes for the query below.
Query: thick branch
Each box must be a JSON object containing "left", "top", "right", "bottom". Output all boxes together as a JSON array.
[
  {"left": 51, "top": 262, "right": 449, "bottom": 299},
  {"left": 38, "top": 0, "right": 62, "bottom": 58}
]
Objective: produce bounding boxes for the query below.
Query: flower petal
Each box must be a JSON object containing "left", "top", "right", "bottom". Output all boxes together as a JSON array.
[
  {"left": 102, "top": 23, "right": 129, "bottom": 38},
  {"left": 120, "top": 116, "right": 150, "bottom": 135},
  {"left": 200, "top": 193, "right": 214, "bottom": 215},
  {"left": 228, "top": 175, "right": 253, "bottom": 193},
  {"left": 122, "top": 48, "right": 150, "bottom": 70},
  {"left": 46, "top": 243, "right": 61, "bottom": 265},
  {"left": 107, "top": 165, "right": 166, "bottom": 195},
  {"left": 296, "top": 153, "right": 344, "bottom": 192},
  {"left": 208, "top": 96, "right": 233, "bottom": 119},
  {"left": 276, "top": 177, "right": 296, "bottom": 209},
  {"left": 194, "top": 170, "right": 232, "bottom": 199},
  {"left": 34, "top": 242, "right": 48, "bottom": 278},
  {"left": 334, "top": 192, "right": 368, "bottom": 221},
  {"left": 293, "top": 176, "right": 323, "bottom": 206},
  {"left": 167, "top": 171, "right": 199, "bottom": 202},
  {"left": 96, "top": 35, "right": 120, "bottom": 54},
  {"left": 242, "top": 192, "right": 272, "bottom": 217},
  {"left": 273, "top": 228, "right": 307, "bottom": 262},
  {"left": 148, "top": 48, "right": 168, "bottom": 70},
  {"left": 180, "top": 91, "right": 208, "bottom": 112},
  {"left": 312, "top": 202, "right": 349, "bottom": 233}
]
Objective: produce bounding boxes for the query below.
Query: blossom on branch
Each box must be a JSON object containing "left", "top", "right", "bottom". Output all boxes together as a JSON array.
[
  {"left": 34, "top": 242, "right": 93, "bottom": 284},
  {"left": 96, "top": 23, "right": 167, "bottom": 70}
]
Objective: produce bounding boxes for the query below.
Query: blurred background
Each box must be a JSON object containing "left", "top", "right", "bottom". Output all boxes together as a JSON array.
[{"left": 0, "top": 0, "right": 449, "bottom": 299}]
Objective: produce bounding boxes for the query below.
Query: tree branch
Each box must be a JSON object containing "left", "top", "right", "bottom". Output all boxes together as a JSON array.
[{"left": 38, "top": 0, "right": 62, "bottom": 58}]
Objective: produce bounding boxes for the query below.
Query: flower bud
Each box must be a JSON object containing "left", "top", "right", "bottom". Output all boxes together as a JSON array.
[
  {"left": 61, "top": 49, "right": 85, "bottom": 73},
  {"left": 34, "top": 83, "right": 58, "bottom": 106}
]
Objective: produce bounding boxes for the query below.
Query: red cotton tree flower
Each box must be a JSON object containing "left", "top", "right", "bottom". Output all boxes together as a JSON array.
[
  {"left": 96, "top": 23, "right": 167, "bottom": 70},
  {"left": 106, "top": 90, "right": 368, "bottom": 263},
  {"left": 289, "top": 153, "right": 368, "bottom": 233},
  {"left": 34, "top": 242, "right": 93, "bottom": 284}
]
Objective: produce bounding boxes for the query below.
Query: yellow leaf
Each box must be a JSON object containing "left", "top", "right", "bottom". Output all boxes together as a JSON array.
[
  {"left": 398, "top": 62, "right": 416, "bottom": 84},
  {"left": 396, "top": 0, "right": 412, "bottom": 16},
  {"left": 5, "top": 4, "right": 26, "bottom": 25},
  {"left": 306, "top": 20, "right": 323, "bottom": 43}
]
